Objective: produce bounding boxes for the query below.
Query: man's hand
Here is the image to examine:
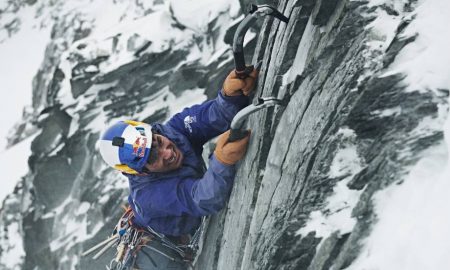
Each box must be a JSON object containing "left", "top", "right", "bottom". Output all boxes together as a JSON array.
[
  {"left": 222, "top": 67, "right": 259, "bottom": 96},
  {"left": 214, "top": 130, "right": 251, "bottom": 165}
]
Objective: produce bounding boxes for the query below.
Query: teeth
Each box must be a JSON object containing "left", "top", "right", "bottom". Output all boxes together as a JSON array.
[{"left": 168, "top": 146, "right": 177, "bottom": 164}]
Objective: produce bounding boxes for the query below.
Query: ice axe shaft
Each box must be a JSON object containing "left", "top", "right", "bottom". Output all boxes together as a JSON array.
[
  {"left": 228, "top": 4, "right": 288, "bottom": 142},
  {"left": 233, "top": 4, "right": 289, "bottom": 78},
  {"left": 228, "top": 97, "right": 284, "bottom": 142}
]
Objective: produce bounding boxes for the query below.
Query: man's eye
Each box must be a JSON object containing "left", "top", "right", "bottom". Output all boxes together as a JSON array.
[{"left": 157, "top": 137, "right": 162, "bottom": 145}]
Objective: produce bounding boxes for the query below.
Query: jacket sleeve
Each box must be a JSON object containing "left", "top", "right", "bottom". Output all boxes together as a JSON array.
[
  {"left": 166, "top": 89, "right": 248, "bottom": 147},
  {"left": 135, "top": 155, "right": 236, "bottom": 218},
  {"left": 180, "top": 155, "right": 237, "bottom": 216}
]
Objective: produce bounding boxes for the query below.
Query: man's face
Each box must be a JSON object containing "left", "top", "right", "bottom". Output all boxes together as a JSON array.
[{"left": 145, "top": 134, "right": 184, "bottom": 173}]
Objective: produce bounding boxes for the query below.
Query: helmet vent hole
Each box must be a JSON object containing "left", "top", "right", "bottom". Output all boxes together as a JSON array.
[{"left": 112, "top": 137, "right": 125, "bottom": 147}]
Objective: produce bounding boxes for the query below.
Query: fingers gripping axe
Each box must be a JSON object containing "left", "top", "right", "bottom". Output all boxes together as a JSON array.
[{"left": 228, "top": 4, "right": 289, "bottom": 142}]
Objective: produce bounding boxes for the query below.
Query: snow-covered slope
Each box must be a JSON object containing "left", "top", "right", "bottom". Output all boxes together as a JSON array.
[
  {"left": 346, "top": 0, "right": 450, "bottom": 268},
  {"left": 0, "top": 0, "right": 244, "bottom": 269}
]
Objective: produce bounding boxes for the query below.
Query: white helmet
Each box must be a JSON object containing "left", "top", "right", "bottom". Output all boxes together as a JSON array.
[{"left": 98, "top": 120, "right": 153, "bottom": 174}]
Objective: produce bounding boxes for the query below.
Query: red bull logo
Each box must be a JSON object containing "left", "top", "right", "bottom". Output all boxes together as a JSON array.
[{"left": 132, "top": 137, "right": 147, "bottom": 158}]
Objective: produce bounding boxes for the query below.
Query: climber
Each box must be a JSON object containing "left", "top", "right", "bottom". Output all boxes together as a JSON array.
[{"left": 98, "top": 68, "right": 258, "bottom": 237}]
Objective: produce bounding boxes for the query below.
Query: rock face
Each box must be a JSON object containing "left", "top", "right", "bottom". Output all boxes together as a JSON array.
[
  {"left": 0, "top": 0, "right": 448, "bottom": 270},
  {"left": 195, "top": 0, "right": 448, "bottom": 270}
]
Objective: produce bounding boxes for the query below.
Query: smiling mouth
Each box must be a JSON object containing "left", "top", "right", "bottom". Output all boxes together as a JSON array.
[{"left": 169, "top": 145, "right": 177, "bottom": 165}]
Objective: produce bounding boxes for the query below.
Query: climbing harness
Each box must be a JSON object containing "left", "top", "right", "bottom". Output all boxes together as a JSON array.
[{"left": 82, "top": 207, "right": 208, "bottom": 269}]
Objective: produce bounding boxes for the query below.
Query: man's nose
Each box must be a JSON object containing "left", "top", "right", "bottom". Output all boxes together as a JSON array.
[{"left": 160, "top": 145, "right": 172, "bottom": 160}]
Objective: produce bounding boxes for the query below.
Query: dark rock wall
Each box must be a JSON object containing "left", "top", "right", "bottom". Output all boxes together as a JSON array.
[{"left": 195, "top": 0, "right": 448, "bottom": 270}]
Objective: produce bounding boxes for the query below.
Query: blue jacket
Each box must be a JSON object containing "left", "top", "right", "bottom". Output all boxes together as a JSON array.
[{"left": 126, "top": 90, "right": 248, "bottom": 236}]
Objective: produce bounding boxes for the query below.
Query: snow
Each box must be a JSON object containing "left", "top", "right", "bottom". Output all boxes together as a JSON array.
[
  {"left": 346, "top": 143, "right": 450, "bottom": 270},
  {"left": 0, "top": 3, "right": 236, "bottom": 270},
  {"left": 81, "top": 87, "right": 206, "bottom": 137},
  {"left": 345, "top": 0, "right": 450, "bottom": 269},
  {"left": 98, "top": 194, "right": 111, "bottom": 205},
  {"left": 0, "top": 222, "right": 24, "bottom": 269},
  {"left": 49, "top": 198, "right": 102, "bottom": 253},
  {"left": 76, "top": 202, "right": 91, "bottom": 215},
  {"left": 54, "top": 0, "right": 212, "bottom": 112},
  {"left": 297, "top": 128, "right": 364, "bottom": 238},
  {"left": 53, "top": 0, "right": 235, "bottom": 141},
  {"left": 365, "top": 9, "right": 402, "bottom": 51},
  {"left": 57, "top": 0, "right": 240, "bottom": 85},
  {"left": 85, "top": 65, "right": 99, "bottom": 73},
  {"left": 0, "top": 133, "right": 37, "bottom": 204},
  {"left": 381, "top": 0, "right": 450, "bottom": 94},
  {"left": 166, "top": 88, "right": 207, "bottom": 118},
  {"left": 48, "top": 140, "right": 66, "bottom": 157},
  {"left": 169, "top": 0, "right": 238, "bottom": 32},
  {"left": 0, "top": 0, "right": 236, "bottom": 267},
  {"left": 370, "top": 107, "right": 402, "bottom": 117},
  {"left": 0, "top": 5, "right": 50, "bottom": 150}
]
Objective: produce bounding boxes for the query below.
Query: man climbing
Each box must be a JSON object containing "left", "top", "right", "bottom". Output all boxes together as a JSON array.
[{"left": 97, "top": 68, "right": 258, "bottom": 268}]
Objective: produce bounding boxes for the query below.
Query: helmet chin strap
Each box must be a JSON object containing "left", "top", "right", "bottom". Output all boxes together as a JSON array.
[
  {"left": 114, "top": 164, "right": 139, "bottom": 175},
  {"left": 141, "top": 165, "right": 153, "bottom": 174}
]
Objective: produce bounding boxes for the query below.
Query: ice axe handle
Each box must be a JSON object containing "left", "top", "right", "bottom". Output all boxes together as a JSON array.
[
  {"left": 234, "top": 64, "right": 254, "bottom": 79},
  {"left": 228, "top": 128, "right": 250, "bottom": 143}
]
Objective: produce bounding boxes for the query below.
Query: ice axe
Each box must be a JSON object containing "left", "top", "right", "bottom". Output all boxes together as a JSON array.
[
  {"left": 228, "top": 97, "right": 285, "bottom": 142},
  {"left": 233, "top": 4, "right": 289, "bottom": 79},
  {"left": 228, "top": 4, "right": 289, "bottom": 142}
]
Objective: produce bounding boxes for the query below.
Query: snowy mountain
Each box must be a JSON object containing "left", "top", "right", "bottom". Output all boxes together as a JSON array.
[
  {"left": 1, "top": 0, "right": 450, "bottom": 269},
  {"left": 0, "top": 0, "right": 246, "bottom": 269}
]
